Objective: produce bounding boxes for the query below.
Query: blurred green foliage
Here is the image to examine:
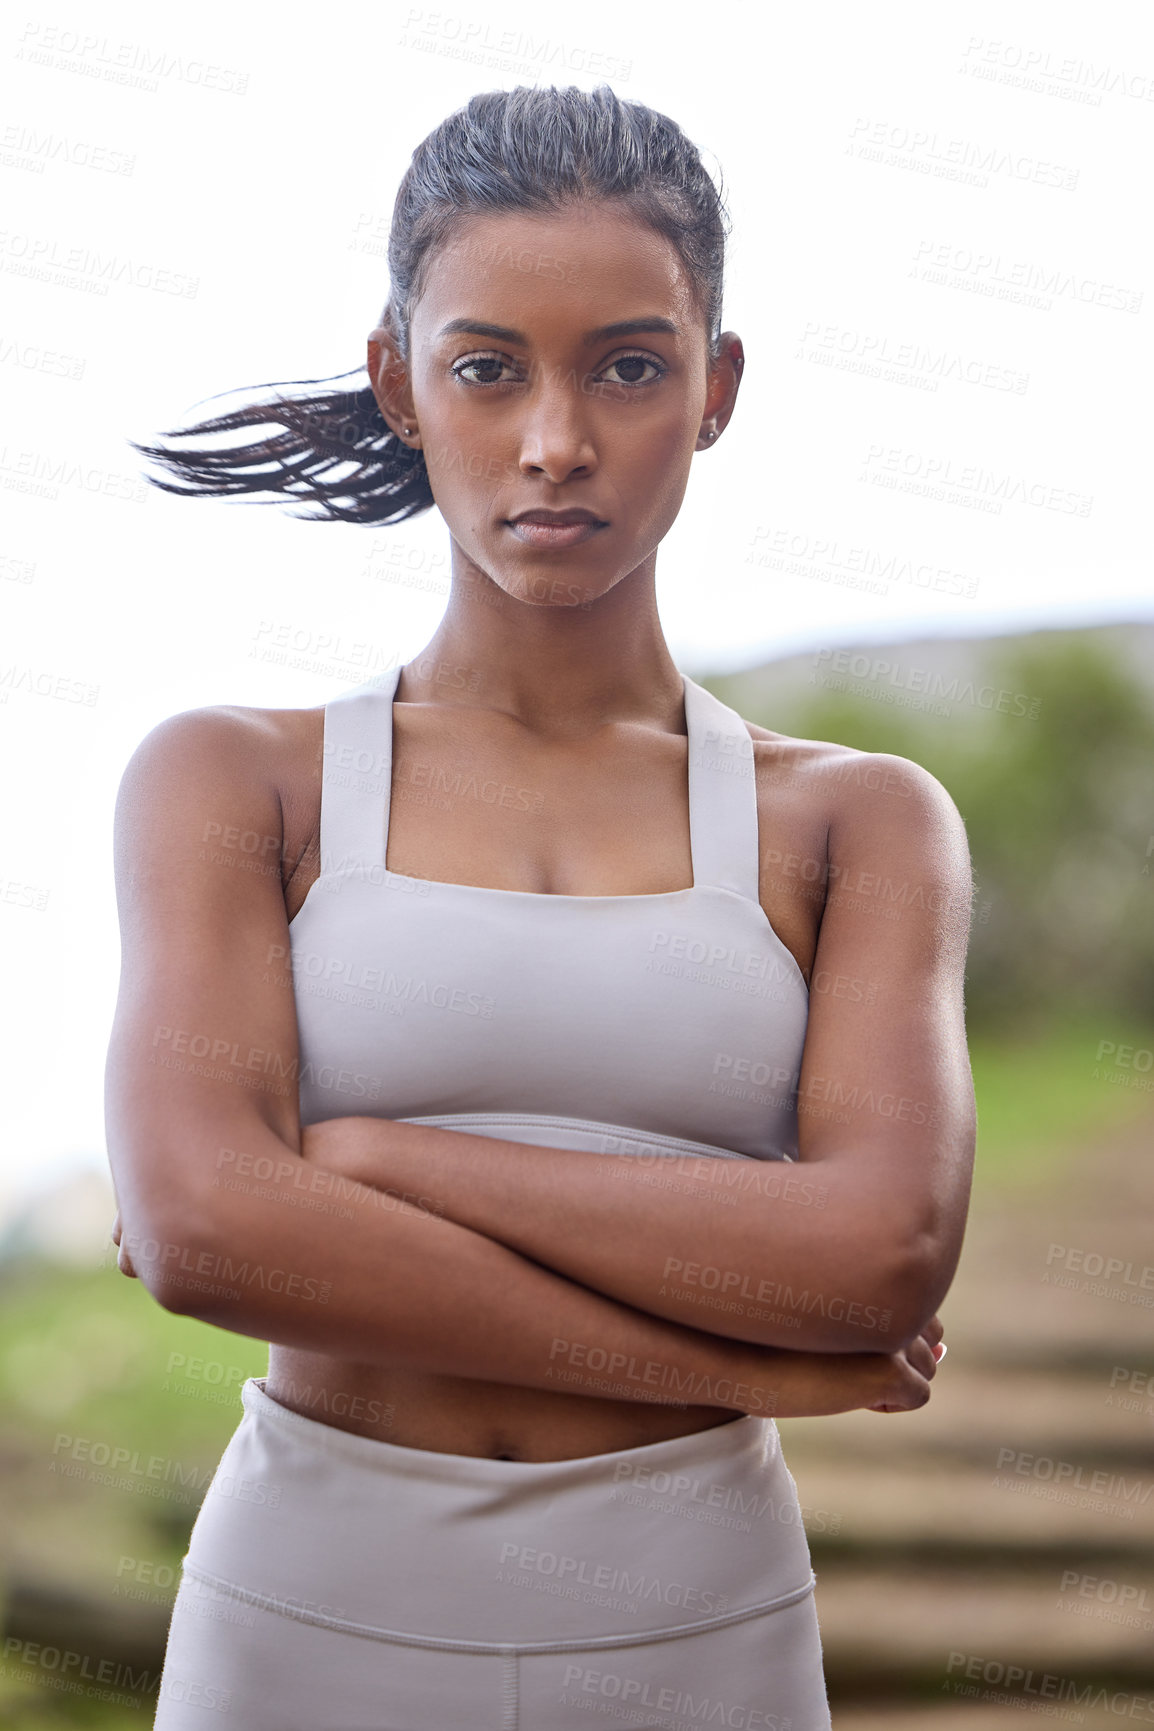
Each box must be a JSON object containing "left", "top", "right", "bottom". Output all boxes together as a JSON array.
[
  {"left": 0, "top": 1258, "right": 267, "bottom": 1728},
  {"left": 713, "top": 631, "right": 1154, "bottom": 1035}
]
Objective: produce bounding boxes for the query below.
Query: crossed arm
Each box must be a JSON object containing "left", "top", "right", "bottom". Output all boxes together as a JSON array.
[
  {"left": 106, "top": 711, "right": 970, "bottom": 1412},
  {"left": 293, "top": 751, "right": 976, "bottom": 1353}
]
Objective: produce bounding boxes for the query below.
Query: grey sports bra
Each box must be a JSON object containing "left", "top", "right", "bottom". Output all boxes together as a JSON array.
[{"left": 286, "top": 664, "right": 809, "bottom": 1165}]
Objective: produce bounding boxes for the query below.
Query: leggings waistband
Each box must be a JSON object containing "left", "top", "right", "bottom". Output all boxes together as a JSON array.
[{"left": 181, "top": 1378, "right": 817, "bottom": 1647}]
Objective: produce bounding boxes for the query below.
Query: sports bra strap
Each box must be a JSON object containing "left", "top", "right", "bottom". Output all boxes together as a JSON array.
[
  {"left": 316, "top": 665, "right": 402, "bottom": 877},
  {"left": 682, "top": 675, "right": 762, "bottom": 904},
  {"left": 316, "top": 665, "right": 762, "bottom": 905}
]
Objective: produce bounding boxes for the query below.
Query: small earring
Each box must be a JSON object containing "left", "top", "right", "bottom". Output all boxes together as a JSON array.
[
  {"left": 402, "top": 425, "right": 414, "bottom": 436},
  {"left": 705, "top": 428, "right": 717, "bottom": 441}
]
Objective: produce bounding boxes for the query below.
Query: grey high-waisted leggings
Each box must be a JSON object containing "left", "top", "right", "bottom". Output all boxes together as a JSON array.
[{"left": 153, "top": 1377, "right": 831, "bottom": 1729}]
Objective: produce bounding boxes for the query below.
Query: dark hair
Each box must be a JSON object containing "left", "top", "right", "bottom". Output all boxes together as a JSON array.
[{"left": 129, "top": 84, "right": 730, "bottom": 526}]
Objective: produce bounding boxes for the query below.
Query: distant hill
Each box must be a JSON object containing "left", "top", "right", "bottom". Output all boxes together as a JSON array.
[
  {"left": 695, "top": 619, "right": 1154, "bottom": 733},
  {"left": 697, "top": 620, "right": 1154, "bottom": 732}
]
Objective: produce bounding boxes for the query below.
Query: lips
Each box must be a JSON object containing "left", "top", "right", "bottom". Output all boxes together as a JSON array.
[
  {"left": 508, "top": 509, "right": 606, "bottom": 526},
  {"left": 504, "top": 512, "right": 606, "bottom": 550}
]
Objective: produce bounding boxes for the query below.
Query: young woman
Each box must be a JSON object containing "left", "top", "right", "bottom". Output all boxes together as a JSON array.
[{"left": 106, "top": 84, "right": 972, "bottom": 1731}]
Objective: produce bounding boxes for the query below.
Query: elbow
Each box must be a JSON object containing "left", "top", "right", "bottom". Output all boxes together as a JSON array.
[
  {"left": 804, "top": 1228, "right": 947, "bottom": 1354},
  {"left": 123, "top": 1187, "right": 233, "bottom": 1316},
  {"left": 875, "top": 1226, "right": 955, "bottom": 1349}
]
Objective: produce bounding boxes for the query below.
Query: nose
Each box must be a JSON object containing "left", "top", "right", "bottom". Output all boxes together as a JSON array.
[{"left": 516, "top": 359, "right": 598, "bottom": 483}]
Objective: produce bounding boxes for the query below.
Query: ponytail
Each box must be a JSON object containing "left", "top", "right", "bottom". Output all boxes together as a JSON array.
[{"left": 128, "top": 366, "right": 435, "bottom": 525}]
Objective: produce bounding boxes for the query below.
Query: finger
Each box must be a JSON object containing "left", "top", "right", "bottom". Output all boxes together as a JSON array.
[
  {"left": 896, "top": 1373, "right": 932, "bottom": 1411},
  {"left": 905, "top": 1335, "right": 937, "bottom": 1380},
  {"left": 919, "top": 1313, "right": 943, "bottom": 1348},
  {"left": 891, "top": 1359, "right": 933, "bottom": 1411}
]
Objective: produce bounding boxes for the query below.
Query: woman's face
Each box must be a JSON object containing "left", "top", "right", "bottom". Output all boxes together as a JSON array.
[{"left": 369, "top": 203, "right": 741, "bottom": 607}]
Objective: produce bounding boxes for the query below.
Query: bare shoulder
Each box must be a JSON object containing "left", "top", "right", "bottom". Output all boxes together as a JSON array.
[
  {"left": 115, "top": 703, "right": 277, "bottom": 842},
  {"left": 736, "top": 714, "right": 973, "bottom": 985},
  {"left": 122, "top": 698, "right": 320, "bottom": 777},
  {"left": 743, "top": 716, "right": 967, "bottom": 849},
  {"left": 116, "top": 699, "right": 325, "bottom": 883}
]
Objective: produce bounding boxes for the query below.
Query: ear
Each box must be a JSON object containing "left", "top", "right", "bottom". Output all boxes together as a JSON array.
[
  {"left": 367, "top": 322, "right": 419, "bottom": 444},
  {"left": 697, "top": 333, "right": 744, "bottom": 449}
]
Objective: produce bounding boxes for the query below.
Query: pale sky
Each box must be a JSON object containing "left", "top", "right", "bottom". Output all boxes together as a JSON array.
[{"left": 2, "top": 0, "right": 1152, "bottom": 1227}]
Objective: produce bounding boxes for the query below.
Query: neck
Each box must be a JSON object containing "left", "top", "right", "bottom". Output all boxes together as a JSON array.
[{"left": 399, "top": 546, "right": 685, "bottom": 737}]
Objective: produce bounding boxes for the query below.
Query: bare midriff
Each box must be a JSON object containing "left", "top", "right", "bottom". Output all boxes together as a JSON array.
[{"left": 264, "top": 1353, "right": 744, "bottom": 1460}]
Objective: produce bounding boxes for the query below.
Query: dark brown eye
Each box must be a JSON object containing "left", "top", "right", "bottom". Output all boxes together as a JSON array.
[
  {"left": 452, "top": 354, "right": 516, "bottom": 386},
  {"left": 602, "top": 354, "right": 663, "bottom": 386}
]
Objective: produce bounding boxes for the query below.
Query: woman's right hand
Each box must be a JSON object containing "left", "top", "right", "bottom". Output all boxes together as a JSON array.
[
  {"left": 732, "top": 1314, "right": 945, "bottom": 1419},
  {"left": 863, "top": 1313, "right": 944, "bottom": 1413}
]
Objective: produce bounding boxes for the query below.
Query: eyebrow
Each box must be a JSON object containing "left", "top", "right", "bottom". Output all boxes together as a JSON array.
[{"left": 434, "top": 316, "right": 681, "bottom": 346}]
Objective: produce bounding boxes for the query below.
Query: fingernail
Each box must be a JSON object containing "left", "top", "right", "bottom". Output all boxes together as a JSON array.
[{"left": 934, "top": 1342, "right": 947, "bottom": 1362}]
